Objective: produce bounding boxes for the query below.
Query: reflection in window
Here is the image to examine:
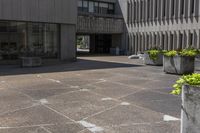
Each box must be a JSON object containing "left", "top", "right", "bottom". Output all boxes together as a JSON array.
[
  {"left": 83, "top": 0, "right": 88, "bottom": 12},
  {"left": 0, "top": 21, "right": 58, "bottom": 60},
  {"left": 78, "top": 0, "right": 115, "bottom": 15},
  {"left": 89, "top": 1, "right": 94, "bottom": 13}
]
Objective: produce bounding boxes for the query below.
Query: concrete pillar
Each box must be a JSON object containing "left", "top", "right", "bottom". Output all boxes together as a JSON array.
[
  {"left": 197, "top": 30, "right": 200, "bottom": 49},
  {"left": 90, "top": 35, "right": 96, "bottom": 53},
  {"left": 60, "top": 24, "right": 76, "bottom": 61}
]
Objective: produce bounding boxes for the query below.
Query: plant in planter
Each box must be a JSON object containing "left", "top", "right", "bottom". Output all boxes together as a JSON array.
[
  {"left": 163, "top": 49, "right": 198, "bottom": 75},
  {"left": 171, "top": 73, "right": 200, "bottom": 133},
  {"left": 144, "top": 47, "right": 164, "bottom": 66}
]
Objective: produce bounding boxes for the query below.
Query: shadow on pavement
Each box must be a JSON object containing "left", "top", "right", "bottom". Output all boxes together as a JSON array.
[{"left": 0, "top": 59, "right": 143, "bottom": 76}]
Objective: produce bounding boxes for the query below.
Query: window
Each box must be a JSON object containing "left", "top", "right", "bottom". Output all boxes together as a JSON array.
[
  {"left": 189, "top": 33, "right": 193, "bottom": 45},
  {"left": 141, "top": 0, "right": 143, "bottom": 21},
  {"left": 78, "top": 0, "right": 83, "bottom": 11},
  {"left": 108, "top": 4, "right": 114, "bottom": 14},
  {"left": 147, "top": 0, "right": 150, "bottom": 19},
  {"left": 78, "top": 0, "right": 115, "bottom": 15},
  {"left": 190, "top": 0, "right": 195, "bottom": 14},
  {"left": 155, "top": 0, "right": 157, "bottom": 18},
  {"left": 83, "top": 0, "right": 89, "bottom": 12},
  {"left": 163, "top": 0, "right": 166, "bottom": 17},
  {"left": 89, "top": 1, "right": 94, "bottom": 13},
  {"left": 181, "top": 0, "right": 185, "bottom": 16},
  {"left": 127, "top": 2, "right": 130, "bottom": 24},
  {"left": 94, "top": 2, "right": 99, "bottom": 13},
  {"left": 0, "top": 21, "right": 58, "bottom": 60},
  {"left": 171, "top": 0, "right": 175, "bottom": 16},
  {"left": 99, "top": 3, "right": 108, "bottom": 14},
  {"left": 179, "top": 34, "right": 183, "bottom": 49}
]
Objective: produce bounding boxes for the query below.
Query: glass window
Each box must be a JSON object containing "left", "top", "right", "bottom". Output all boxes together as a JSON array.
[
  {"left": 99, "top": 3, "right": 109, "bottom": 14},
  {"left": 83, "top": 0, "right": 88, "bottom": 12},
  {"left": 94, "top": 2, "right": 99, "bottom": 13},
  {"left": 78, "top": 0, "right": 83, "bottom": 11},
  {"left": 78, "top": 0, "right": 82, "bottom": 7},
  {"left": 0, "top": 21, "right": 58, "bottom": 60},
  {"left": 108, "top": 4, "right": 114, "bottom": 14},
  {"left": 89, "top": 1, "right": 94, "bottom": 13}
]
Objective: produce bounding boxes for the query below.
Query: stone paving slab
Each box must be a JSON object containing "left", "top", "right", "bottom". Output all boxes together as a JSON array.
[
  {"left": 0, "top": 105, "right": 73, "bottom": 127},
  {"left": 0, "top": 127, "right": 49, "bottom": 133},
  {"left": 90, "top": 82, "right": 141, "bottom": 99},
  {"left": 46, "top": 91, "right": 119, "bottom": 121},
  {"left": 0, "top": 56, "right": 182, "bottom": 133},
  {"left": 103, "top": 121, "right": 180, "bottom": 133}
]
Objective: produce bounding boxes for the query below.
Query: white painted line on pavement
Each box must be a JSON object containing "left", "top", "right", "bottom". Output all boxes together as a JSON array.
[
  {"left": 101, "top": 97, "right": 113, "bottom": 101},
  {"left": 120, "top": 102, "right": 131, "bottom": 106},
  {"left": 48, "top": 79, "right": 61, "bottom": 83},
  {"left": 78, "top": 121, "right": 104, "bottom": 133},
  {"left": 163, "top": 115, "right": 180, "bottom": 122},
  {"left": 39, "top": 99, "right": 48, "bottom": 104}
]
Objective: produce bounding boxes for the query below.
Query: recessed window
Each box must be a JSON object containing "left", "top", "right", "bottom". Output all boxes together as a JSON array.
[{"left": 78, "top": 0, "right": 115, "bottom": 15}]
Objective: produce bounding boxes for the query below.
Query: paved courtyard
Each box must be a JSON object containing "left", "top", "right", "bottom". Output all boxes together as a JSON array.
[{"left": 0, "top": 56, "right": 181, "bottom": 133}]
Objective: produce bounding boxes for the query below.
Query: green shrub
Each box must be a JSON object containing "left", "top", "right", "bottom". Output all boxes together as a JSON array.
[
  {"left": 164, "top": 50, "right": 177, "bottom": 57},
  {"left": 164, "top": 49, "right": 198, "bottom": 57},
  {"left": 171, "top": 73, "right": 200, "bottom": 95},
  {"left": 146, "top": 50, "right": 162, "bottom": 61}
]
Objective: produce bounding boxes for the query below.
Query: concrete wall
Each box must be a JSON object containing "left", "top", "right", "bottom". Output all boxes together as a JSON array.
[
  {"left": 0, "top": 0, "right": 77, "bottom": 24},
  {"left": 60, "top": 24, "right": 76, "bottom": 61},
  {"left": 120, "top": 0, "right": 200, "bottom": 54}
]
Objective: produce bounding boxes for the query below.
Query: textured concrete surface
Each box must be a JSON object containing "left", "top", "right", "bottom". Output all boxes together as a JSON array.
[{"left": 0, "top": 56, "right": 181, "bottom": 133}]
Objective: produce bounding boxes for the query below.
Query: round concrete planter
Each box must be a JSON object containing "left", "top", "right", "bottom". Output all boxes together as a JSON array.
[
  {"left": 181, "top": 85, "right": 200, "bottom": 133},
  {"left": 163, "top": 55, "right": 195, "bottom": 75},
  {"left": 144, "top": 52, "right": 163, "bottom": 66}
]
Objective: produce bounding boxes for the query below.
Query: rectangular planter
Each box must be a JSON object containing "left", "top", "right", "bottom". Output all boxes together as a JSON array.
[
  {"left": 144, "top": 52, "right": 163, "bottom": 66},
  {"left": 181, "top": 85, "right": 200, "bottom": 133},
  {"left": 163, "top": 55, "right": 195, "bottom": 75},
  {"left": 21, "top": 57, "right": 42, "bottom": 67},
  {"left": 195, "top": 57, "right": 200, "bottom": 71}
]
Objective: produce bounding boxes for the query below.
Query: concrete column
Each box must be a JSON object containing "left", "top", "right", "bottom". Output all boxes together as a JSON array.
[
  {"left": 138, "top": 33, "right": 141, "bottom": 52},
  {"left": 197, "top": 30, "right": 200, "bottom": 49},
  {"left": 60, "top": 24, "right": 76, "bottom": 61},
  {"left": 193, "top": 30, "right": 197, "bottom": 48},
  {"left": 135, "top": 33, "right": 138, "bottom": 54},
  {"left": 164, "top": 32, "right": 168, "bottom": 50},
  {"left": 149, "top": 32, "right": 153, "bottom": 48},
  {"left": 183, "top": 31, "right": 188, "bottom": 48},
  {"left": 144, "top": 33, "right": 147, "bottom": 50},
  {"left": 173, "top": 31, "right": 177, "bottom": 50}
]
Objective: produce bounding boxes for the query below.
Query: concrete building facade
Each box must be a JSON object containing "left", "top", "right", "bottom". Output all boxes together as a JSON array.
[
  {"left": 0, "top": 0, "right": 77, "bottom": 62},
  {"left": 77, "top": 0, "right": 126, "bottom": 54},
  {"left": 121, "top": 0, "right": 200, "bottom": 54},
  {"left": 2, "top": 0, "right": 199, "bottom": 63}
]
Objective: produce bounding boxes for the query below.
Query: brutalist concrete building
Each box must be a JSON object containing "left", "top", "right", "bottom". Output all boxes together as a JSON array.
[
  {"left": 121, "top": 0, "right": 200, "bottom": 54},
  {"left": 0, "top": 0, "right": 77, "bottom": 62},
  {"left": 0, "top": 0, "right": 127, "bottom": 64},
  {"left": 2, "top": 0, "right": 199, "bottom": 63}
]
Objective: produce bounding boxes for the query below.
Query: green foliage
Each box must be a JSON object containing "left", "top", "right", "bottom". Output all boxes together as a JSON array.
[
  {"left": 171, "top": 73, "right": 200, "bottom": 95},
  {"left": 146, "top": 47, "right": 163, "bottom": 61},
  {"left": 164, "top": 50, "right": 177, "bottom": 57},
  {"left": 147, "top": 50, "right": 162, "bottom": 61},
  {"left": 179, "top": 49, "right": 198, "bottom": 57},
  {"left": 164, "top": 49, "right": 198, "bottom": 57}
]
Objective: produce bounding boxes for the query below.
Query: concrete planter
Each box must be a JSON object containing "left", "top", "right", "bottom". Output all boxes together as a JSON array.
[
  {"left": 181, "top": 85, "right": 200, "bottom": 133},
  {"left": 144, "top": 52, "right": 163, "bottom": 66},
  {"left": 195, "top": 57, "right": 200, "bottom": 71},
  {"left": 21, "top": 57, "right": 42, "bottom": 67},
  {"left": 163, "top": 55, "right": 195, "bottom": 75}
]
